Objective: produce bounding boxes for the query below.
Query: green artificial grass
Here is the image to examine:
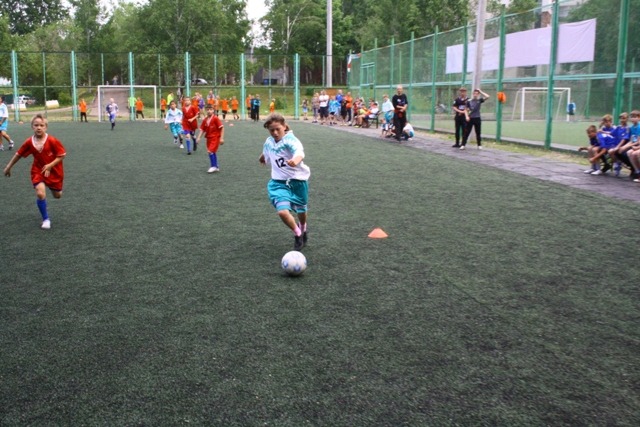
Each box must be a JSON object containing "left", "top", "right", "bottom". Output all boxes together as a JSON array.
[{"left": 1, "top": 119, "right": 639, "bottom": 425}]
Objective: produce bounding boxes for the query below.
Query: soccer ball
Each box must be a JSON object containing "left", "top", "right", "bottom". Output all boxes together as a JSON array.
[{"left": 281, "top": 251, "right": 307, "bottom": 276}]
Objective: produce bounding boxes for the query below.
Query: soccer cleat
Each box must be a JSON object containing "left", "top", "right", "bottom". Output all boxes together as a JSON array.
[
  {"left": 8, "top": 141, "right": 14, "bottom": 150},
  {"left": 207, "top": 167, "right": 219, "bottom": 173},
  {"left": 179, "top": 144, "right": 184, "bottom": 149},
  {"left": 591, "top": 169, "right": 603, "bottom": 175},
  {"left": 187, "top": 151, "right": 192, "bottom": 155},
  {"left": 459, "top": 145, "right": 465, "bottom": 150},
  {"left": 584, "top": 169, "right": 595, "bottom": 174},
  {"left": 477, "top": 145, "right": 483, "bottom": 150},
  {"left": 0, "top": 144, "right": 4, "bottom": 151},
  {"left": 41, "top": 219, "right": 51, "bottom": 230},
  {"left": 294, "top": 234, "right": 304, "bottom": 251},
  {"left": 601, "top": 162, "right": 612, "bottom": 174},
  {"left": 193, "top": 141, "right": 198, "bottom": 151},
  {"left": 452, "top": 144, "right": 460, "bottom": 148},
  {"left": 302, "top": 231, "right": 308, "bottom": 244}
]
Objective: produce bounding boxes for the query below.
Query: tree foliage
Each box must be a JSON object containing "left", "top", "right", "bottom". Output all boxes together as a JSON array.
[{"left": 0, "top": 0, "right": 68, "bottom": 35}]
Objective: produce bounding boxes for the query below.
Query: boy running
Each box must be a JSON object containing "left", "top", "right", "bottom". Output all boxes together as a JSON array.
[
  {"left": 164, "top": 100, "right": 184, "bottom": 147},
  {"left": 259, "top": 113, "right": 311, "bottom": 251},
  {"left": 106, "top": 98, "right": 118, "bottom": 130},
  {"left": 0, "top": 95, "right": 15, "bottom": 150},
  {"left": 3, "top": 114, "right": 66, "bottom": 229},
  {"left": 196, "top": 105, "right": 225, "bottom": 173}
]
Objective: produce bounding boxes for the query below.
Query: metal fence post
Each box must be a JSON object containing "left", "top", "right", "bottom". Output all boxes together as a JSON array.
[
  {"left": 409, "top": 32, "right": 415, "bottom": 122},
  {"left": 544, "top": 0, "right": 560, "bottom": 150},
  {"left": 294, "top": 53, "right": 300, "bottom": 119},
  {"left": 240, "top": 53, "right": 246, "bottom": 120},
  {"left": 129, "top": 52, "right": 135, "bottom": 120},
  {"left": 71, "top": 51, "right": 78, "bottom": 121},
  {"left": 496, "top": 7, "right": 506, "bottom": 142},
  {"left": 430, "top": 27, "right": 438, "bottom": 132},
  {"left": 11, "top": 50, "right": 19, "bottom": 122},
  {"left": 614, "top": 0, "right": 630, "bottom": 118}
]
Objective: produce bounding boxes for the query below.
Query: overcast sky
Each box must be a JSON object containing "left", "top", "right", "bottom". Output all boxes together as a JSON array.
[{"left": 246, "top": 0, "right": 268, "bottom": 21}]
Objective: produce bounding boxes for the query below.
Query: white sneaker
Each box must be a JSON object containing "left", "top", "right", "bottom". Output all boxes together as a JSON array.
[
  {"left": 8, "top": 141, "right": 14, "bottom": 150},
  {"left": 207, "top": 167, "right": 219, "bottom": 173},
  {"left": 179, "top": 144, "right": 184, "bottom": 149},
  {"left": 41, "top": 219, "right": 51, "bottom": 230},
  {"left": 0, "top": 144, "right": 4, "bottom": 151},
  {"left": 584, "top": 169, "right": 595, "bottom": 174},
  {"left": 591, "top": 170, "right": 603, "bottom": 175},
  {"left": 478, "top": 145, "right": 483, "bottom": 150},
  {"left": 459, "top": 146, "right": 465, "bottom": 150}
]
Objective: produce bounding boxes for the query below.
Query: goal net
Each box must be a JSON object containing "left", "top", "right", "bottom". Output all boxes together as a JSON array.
[
  {"left": 511, "top": 87, "right": 572, "bottom": 122},
  {"left": 97, "top": 85, "right": 158, "bottom": 122}
]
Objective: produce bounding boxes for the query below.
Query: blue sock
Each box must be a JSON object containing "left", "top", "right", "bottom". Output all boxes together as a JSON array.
[
  {"left": 209, "top": 153, "right": 218, "bottom": 167},
  {"left": 36, "top": 198, "right": 48, "bottom": 220},
  {"left": 186, "top": 139, "right": 191, "bottom": 152}
]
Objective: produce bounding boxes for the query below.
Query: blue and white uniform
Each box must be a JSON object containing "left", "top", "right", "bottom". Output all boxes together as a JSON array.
[
  {"left": 0, "top": 102, "right": 8, "bottom": 131},
  {"left": 164, "top": 108, "right": 183, "bottom": 137},
  {"left": 263, "top": 131, "right": 311, "bottom": 213},
  {"left": 106, "top": 102, "right": 118, "bottom": 123}
]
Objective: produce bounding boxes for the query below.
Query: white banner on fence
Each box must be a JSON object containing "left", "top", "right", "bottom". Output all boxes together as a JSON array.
[{"left": 445, "top": 18, "right": 596, "bottom": 74}]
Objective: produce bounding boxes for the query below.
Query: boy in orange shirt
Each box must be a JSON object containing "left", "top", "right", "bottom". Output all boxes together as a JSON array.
[
  {"left": 220, "top": 97, "right": 229, "bottom": 120},
  {"left": 79, "top": 98, "right": 88, "bottom": 122},
  {"left": 135, "top": 97, "right": 144, "bottom": 119},
  {"left": 231, "top": 96, "right": 239, "bottom": 120},
  {"left": 160, "top": 97, "right": 167, "bottom": 119},
  {"left": 269, "top": 98, "right": 276, "bottom": 114}
]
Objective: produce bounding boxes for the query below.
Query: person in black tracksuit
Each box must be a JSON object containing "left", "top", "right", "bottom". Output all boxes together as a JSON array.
[
  {"left": 452, "top": 87, "right": 468, "bottom": 148},
  {"left": 391, "top": 85, "right": 408, "bottom": 142}
]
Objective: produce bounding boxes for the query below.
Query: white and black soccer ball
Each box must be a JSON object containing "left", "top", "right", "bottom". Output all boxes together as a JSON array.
[{"left": 281, "top": 251, "right": 307, "bottom": 276}]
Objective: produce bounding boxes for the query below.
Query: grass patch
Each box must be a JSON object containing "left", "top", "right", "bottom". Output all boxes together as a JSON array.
[{"left": 1, "top": 120, "right": 638, "bottom": 425}]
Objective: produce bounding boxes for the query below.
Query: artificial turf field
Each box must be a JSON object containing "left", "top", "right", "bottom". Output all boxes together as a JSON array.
[{"left": 1, "top": 119, "right": 639, "bottom": 426}]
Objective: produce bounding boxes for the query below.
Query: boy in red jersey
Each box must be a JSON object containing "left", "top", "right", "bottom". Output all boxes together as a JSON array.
[
  {"left": 3, "top": 114, "right": 66, "bottom": 229},
  {"left": 196, "top": 105, "right": 225, "bottom": 173},
  {"left": 181, "top": 97, "right": 199, "bottom": 154}
]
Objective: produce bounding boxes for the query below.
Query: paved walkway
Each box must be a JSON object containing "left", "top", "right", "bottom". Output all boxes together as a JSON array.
[{"left": 327, "top": 123, "right": 640, "bottom": 204}]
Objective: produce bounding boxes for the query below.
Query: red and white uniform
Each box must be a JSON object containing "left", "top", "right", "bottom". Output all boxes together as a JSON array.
[
  {"left": 17, "top": 134, "right": 66, "bottom": 190},
  {"left": 199, "top": 115, "right": 224, "bottom": 153}
]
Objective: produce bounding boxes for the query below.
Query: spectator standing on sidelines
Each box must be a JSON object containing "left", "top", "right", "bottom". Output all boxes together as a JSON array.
[
  {"left": 79, "top": 98, "right": 88, "bottom": 122},
  {"left": 135, "top": 97, "right": 144, "bottom": 120},
  {"left": 461, "top": 89, "right": 490, "bottom": 150},
  {"left": 392, "top": 85, "right": 408, "bottom": 142},
  {"left": 0, "top": 96, "right": 15, "bottom": 150},
  {"left": 452, "top": 87, "right": 468, "bottom": 148}
]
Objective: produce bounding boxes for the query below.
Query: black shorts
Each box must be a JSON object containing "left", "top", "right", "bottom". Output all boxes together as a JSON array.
[{"left": 319, "top": 106, "right": 329, "bottom": 118}]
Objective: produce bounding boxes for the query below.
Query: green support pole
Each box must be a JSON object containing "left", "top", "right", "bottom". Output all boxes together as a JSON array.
[
  {"left": 390, "top": 37, "right": 395, "bottom": 90},
  {"left": 128, "top": 52, "right": 135, "bottom": 121},
  {"left": 240, "top": 53, "right": 246, "bottom": 120},
  {"left": 11, "top": 51, "right": 19, "bottom": 122},
  {"left": 462, "top": 23, "right": 469, "bottom": 87},
  {"left": 71, "top": 51, "right": 78, "bottom": 121},
  {"left": 42, "top": 52, "right": 48, "bottom": 117},
  {"left": 409, "top": 32, "right": 415, "bottom": 122},
  {"left": 294, "top": 53, "right": 300, "bottom": 119},
  {"left": 628, "top": 57, "right": 635, "bottom": 113},
  {"left": 214, "top": 54, "right": 217, "bottom": 92},
  {"left": 158, "top": 54, "right": 162, "bottom": 104},
  {"left": 185, "top": 52, "right": 191, "bottom": 98},
  {"left": 268, "top": 55, "right": 272, "bottom": 105},
  {"left": 614, "top": 0, "right": 630, "bottom": 118},
  {"left": 430, "top": 27, "right": 439, "bottom": 132},
  {"left": 373, "top": 38, "right": 378, "bottom": 102},
  {"left": 496, "top": 7, "right": 506, "bottom": 142},
  {"left": 101, "top": 53, "right": 104, "bottom": 86},
  {"left": 544, "top": 0, "right": 560, "bottom": 150},
  {"left": 359, "top": 48, "right": 364, "bottom": 95}
]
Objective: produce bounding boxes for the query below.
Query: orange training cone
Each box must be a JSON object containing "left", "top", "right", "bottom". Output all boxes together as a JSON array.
[{"left": 368, "top": 228, "right": 388, "bottom": 238}]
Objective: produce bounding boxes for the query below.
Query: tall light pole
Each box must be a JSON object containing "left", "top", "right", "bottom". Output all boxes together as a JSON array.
[
  {"left": 473, "top": 0, "right": 487, "bottom": 90},
  {"left": 326, "top": 0, "right": 332, "bottom": 88}
]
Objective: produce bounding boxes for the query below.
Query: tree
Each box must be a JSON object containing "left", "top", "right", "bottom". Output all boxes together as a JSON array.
[{"left": 0, "top": 0, "right": 68, "bottom": 35}]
